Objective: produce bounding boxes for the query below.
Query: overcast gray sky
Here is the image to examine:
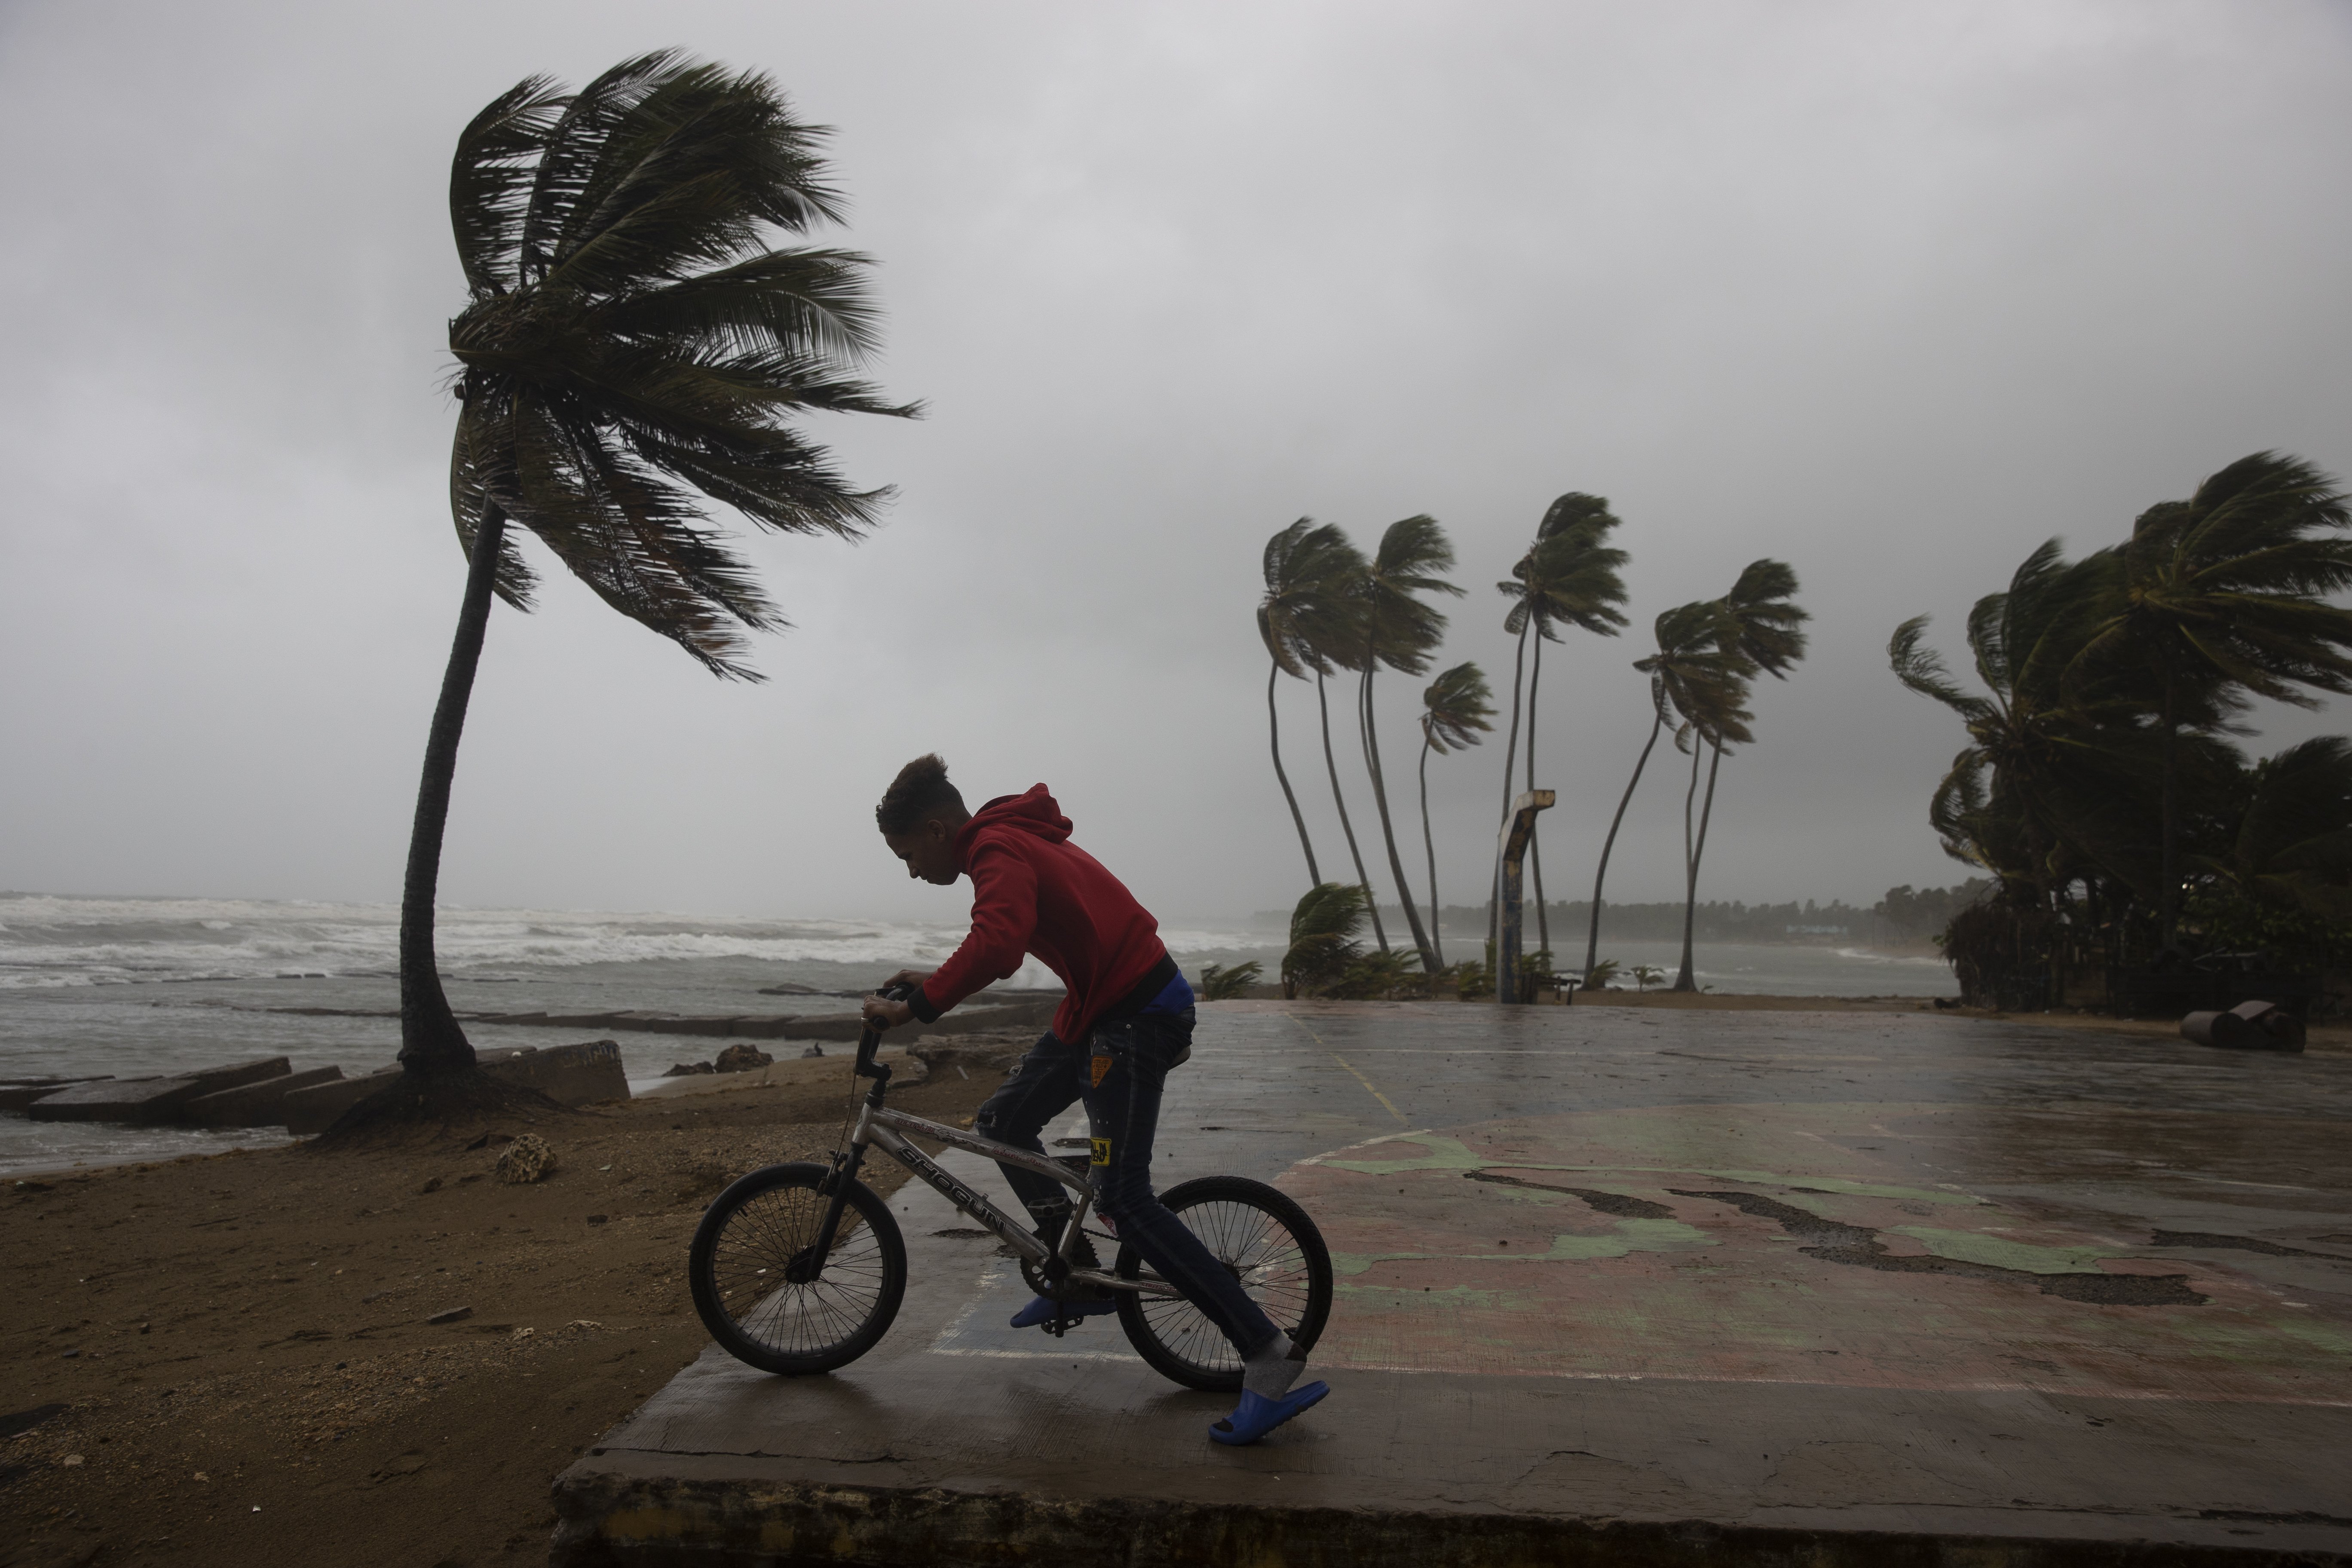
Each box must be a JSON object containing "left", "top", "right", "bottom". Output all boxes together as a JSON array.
[{"left": 3, "top": 0, "right": 2349, "bottom": 925}]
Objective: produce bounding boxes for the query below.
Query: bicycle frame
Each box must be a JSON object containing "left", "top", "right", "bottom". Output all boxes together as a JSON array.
[{"left": 803, "top": 1017, "right": 1176, "bottom": 1300}]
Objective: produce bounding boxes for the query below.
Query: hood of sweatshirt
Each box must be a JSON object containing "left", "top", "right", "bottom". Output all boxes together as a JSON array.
[{"left": 956, "top": 784, "right": 1071, "bottom": 864}]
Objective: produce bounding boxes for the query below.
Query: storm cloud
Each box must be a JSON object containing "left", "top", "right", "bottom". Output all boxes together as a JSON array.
[{"left": 3, "top": 0, "right": 2348, "bottom": 924}]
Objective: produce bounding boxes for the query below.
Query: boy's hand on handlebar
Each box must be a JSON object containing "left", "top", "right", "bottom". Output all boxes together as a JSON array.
[
  {"left": 861, "top": 993, "right": 914, "bottom": 1030},
  {"left": 862, "top": 971, "right": 927, "bottom": 1031}
]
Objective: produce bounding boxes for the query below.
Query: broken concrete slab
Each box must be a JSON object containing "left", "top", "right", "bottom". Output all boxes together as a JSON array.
[
  {"left": 481, "top": 1039, "right": 628, "bottom": 1106},
  {"left": 282, "top": 1068, "right": 398, "bottom": 1136},
  {"left": 181, "top": 1065, "right": 346, "bottom": 1128},
  {"left": 25, "top": 1056, "right": 289, "bottom": 1124},
  {"left": 0, "top": 1077, "right": 112, "bottom": 1113}
]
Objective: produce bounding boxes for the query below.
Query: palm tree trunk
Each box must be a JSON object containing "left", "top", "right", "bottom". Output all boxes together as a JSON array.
[
  {"left": 1672, "top": 739, "right": 1724, "bottom": 992},
  {"left": 1268, "top": 662, "right": 1320, "bottom": 886},
  {"left": 1586, "top": 710, "right": 1664, "bottom": 977},
  {"left": 1419, "top": 739, "right": 1444, "bottom": 968},
  {"left": 1317, "top": 671, "right": 1387, "bottom": 952},
  {"left": 2158, "top": 650, "right": 2180, "bottom": 952},
  {"left": 1488, "top": 623, "right": 1530, "bottom": 967},
  {"left": 1360, "top": 664, "right": 1438, "bottom": 971},
  {"left": 1526, "top": 634, "right": 1547, "bottom": 953},
  {"left": 398, "top": 504, "right": 507, "bottom": 1076}
]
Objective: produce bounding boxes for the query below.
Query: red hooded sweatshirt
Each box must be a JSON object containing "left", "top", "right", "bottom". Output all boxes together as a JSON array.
[{"left": 912, "top": 785, "right": 1170, "bottom": 1042}]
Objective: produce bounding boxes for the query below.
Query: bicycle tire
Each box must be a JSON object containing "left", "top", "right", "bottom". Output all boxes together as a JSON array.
[
  {"left": 1113, "top": 1175, "right": 1332, "bottom": 1393},
  {"left": 689, "top": 1161, "right": 906, "bottom": 1375}
]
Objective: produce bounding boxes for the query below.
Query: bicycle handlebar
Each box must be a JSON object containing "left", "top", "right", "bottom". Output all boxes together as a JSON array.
[{"left": 854, "top": 980, "right": 918, "bottom": 1080}]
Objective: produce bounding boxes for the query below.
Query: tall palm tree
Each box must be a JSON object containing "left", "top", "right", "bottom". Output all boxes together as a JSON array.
[
  {"left": 1498, "top": 495, "right": 1629, "bottom": 953},
  {"left": 1289, "top": 533, "right": 1381, "bottom": 950},
  {"left": 1357, "top": 516, "right": 1463, "bottom": 971},
  {"left": 1583, "top": 600, "right": 1743, "bottom": 978},
  {"left": 1415, "top": 662, "right": 1494, "bottom": 967},
  {"left": 1258, "top": 520, "right": 1360, "bottom": 887},
  {"left": 1672, "top": 560, "right": 1808, "bottom": 990},
  {"left": 1666, "top": 634, "right": 1757, "bottom": 992},
  {"left": 402, "top": 54, "right": 913, "bottom": 1089},
  {"left": 2068, "top": 452, "right": 2352, "bottom": 947}
]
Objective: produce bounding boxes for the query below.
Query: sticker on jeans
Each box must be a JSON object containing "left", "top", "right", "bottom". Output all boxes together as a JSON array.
[
  {"left": 1089, "top": 1136, "right": 1111, "bottom": 1167},
  {"left": 1089, "top": 1054, "right": 1113, "bottom": 1088}
]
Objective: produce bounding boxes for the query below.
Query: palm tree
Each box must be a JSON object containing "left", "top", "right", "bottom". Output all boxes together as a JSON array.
[
  {"left": 1258, "top": 520, "right": 1360, "bottom": 886},
  {"left": 2069, "top": 452, "right": 2352, "bottom": 948},
  {"left": 1497, "top": 496, "right": 1629, "bottom": 955},
  {"left": 1356, "top": 516, "right": 1463, "bottom": 971},
  {"left": 2191, "top": 736, "right": 2352, "bottom": 928},
  {"left": 1892, "top": 542, "right": 2149, "bottom": 905},
  {"left": 399, "top": 55, "right": 913, "bottom": 1093},
  {"left": 1583, "top": 600, "right": 1744, "bottom": 978},
  {"left": 1282, "top": 882, "right": 1370, "bottom": 998},
  {"left": 1672, "top": 560, "right": 1810, "bottom": 989},
  {"left": 1288, "top": 531, "right": 1381, "bottom": 950},
  {"left": 1666, "top": 644, "right": 1757, "bottom": 992},
  {"left": 1415, "top": 662, "right": 1495, "bottom": 967}
]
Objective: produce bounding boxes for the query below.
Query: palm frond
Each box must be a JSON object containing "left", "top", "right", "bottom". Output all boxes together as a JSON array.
[
  {"left": 1420, "top": 661, "right": 1494, "bottom": 753},
  {"left": 450, "top": 76, "right": 569, "bottom": 300},
  {"left": 445, "top": 52, "right": 911, "bottom": 678}
]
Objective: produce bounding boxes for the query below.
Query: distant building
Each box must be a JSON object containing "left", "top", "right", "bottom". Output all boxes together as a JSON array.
[{"left": 1785, "top": 924, "right": 1849, "bottom": 936}]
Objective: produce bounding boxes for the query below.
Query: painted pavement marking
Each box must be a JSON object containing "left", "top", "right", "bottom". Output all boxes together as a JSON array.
[{"left": 1283, "top": 1014, "right": 1410, "bottom": 1124}]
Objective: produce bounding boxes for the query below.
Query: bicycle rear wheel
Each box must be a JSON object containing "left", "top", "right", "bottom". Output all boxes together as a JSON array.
[
  {"left": 1113, "top": 1175, "right": 1332, "bottom": 1393},
  {"left": 690, "top": 1161, "right": 906, "bottom": 1375}
]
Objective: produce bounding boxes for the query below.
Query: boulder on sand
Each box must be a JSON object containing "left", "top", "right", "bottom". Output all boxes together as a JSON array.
[
  {"left": 27, "top": 1057, "right": 291, "bottom": 1125},
  {"left": 713, "top": 1044, "right": 773, "bottom": 1073},
  {"left": 497, "top": 1133, "right": 557, "bottom": 1184}
]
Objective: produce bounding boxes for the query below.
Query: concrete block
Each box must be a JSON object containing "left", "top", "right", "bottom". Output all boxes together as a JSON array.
[
  {"left": 181, "top": 1065, "right": 346, "bottom": 1128},
  {"left": 0, "top": 1077, "right": 112, "bottom": 1112},
  {"left": 282, "top": 1069, "right": 399, "bottom": 1135},
  {"left": 482, "top": 1039, "right": 629, "bottom": 1106},
  {"left": 26, "top": 1056, "right": 290, "bottom": 1124}
]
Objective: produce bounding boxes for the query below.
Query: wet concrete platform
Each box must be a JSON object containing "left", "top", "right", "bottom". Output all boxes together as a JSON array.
[{"left": 551, "top": 1001, "right": 2352, "bottom": 1565}]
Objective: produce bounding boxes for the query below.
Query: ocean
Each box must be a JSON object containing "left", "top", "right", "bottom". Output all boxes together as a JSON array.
[{"left": 0, "top": 892, "right": 1954, "bottom": 1175}]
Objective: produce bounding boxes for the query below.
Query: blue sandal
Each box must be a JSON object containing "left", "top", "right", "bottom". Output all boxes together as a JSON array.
[
  {"left": 1210, "top": 1381, "right": 1329, "bottom": 1446},
  {"left": 1010, "top": 1294, "right": 1116, "bottom": 1329}
]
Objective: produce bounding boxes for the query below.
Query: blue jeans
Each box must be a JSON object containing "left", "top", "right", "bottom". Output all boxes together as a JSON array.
[{"left": 975, "top": 1009, "right": 1280, "bottom": 1358}]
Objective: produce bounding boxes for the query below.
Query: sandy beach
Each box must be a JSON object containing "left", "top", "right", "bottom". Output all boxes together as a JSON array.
[{"left": 1, "top": 1053, "right": 1001, "bottom": 1568}]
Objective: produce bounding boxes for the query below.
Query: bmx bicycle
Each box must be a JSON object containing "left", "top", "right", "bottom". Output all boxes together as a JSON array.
[{"left": 687, "top": 985, "right": 1333, "bottom": 1391}]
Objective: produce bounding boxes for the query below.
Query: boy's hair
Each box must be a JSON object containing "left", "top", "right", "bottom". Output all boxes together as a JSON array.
[{"left": 876, "top": 753, "right": 967, "bottom": 836}]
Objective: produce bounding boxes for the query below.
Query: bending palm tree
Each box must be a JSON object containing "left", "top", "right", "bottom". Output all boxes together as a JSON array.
[
  {"left": 2192, "top": 736, "right": 2352, "bottom": 928},
  {"left": 1258, "top": 520, "right": 1360, "bottom": 886},
  {"left": 1357, "top": 516, "right": 1463, "bottom": 971},
  {"left": 1415, "top": 662, "right": 1494, "bottom": 968},
  {"left": 401, "top": 54, "right": 914, "bottom": 1093},
  {"left": 1583, "top": 600, "right": 1742, "bottom": 978},
  {"left": 1891, "top": 542, "right": 2152, "bottom": 909},
  {"left": 2068, "top": 452, "right": 2352, "bottom": 948},
  {"left": 1672, "top": 560, "right": 1808, "bottom": 991},
  {"left": 1291, "top": 530, "right": 1381, "bottom": 950},
  {"left": 1498, "top": 494, "right": 1629, "bottom": 953},
  {"left": 1668, "top": 658, "right": 1756, "bottom": 992}
]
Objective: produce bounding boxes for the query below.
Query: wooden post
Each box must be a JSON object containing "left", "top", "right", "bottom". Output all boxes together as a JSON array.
[{"left": 1495, "top": 789, "right": 1555, "bottom": 1004}]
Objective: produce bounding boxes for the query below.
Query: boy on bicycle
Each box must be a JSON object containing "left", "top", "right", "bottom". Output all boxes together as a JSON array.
[{"left": 860, "top": 754, "right": 1328, "bottom": 1445}]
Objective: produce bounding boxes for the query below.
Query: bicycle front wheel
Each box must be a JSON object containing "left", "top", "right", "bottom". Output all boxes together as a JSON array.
[
  {"left": 689, "top": 1161, "right": 906, "bottom": 1375},
  {"left": 1113, "top": 1175, "right": 1332, "bottom": 1393}
]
